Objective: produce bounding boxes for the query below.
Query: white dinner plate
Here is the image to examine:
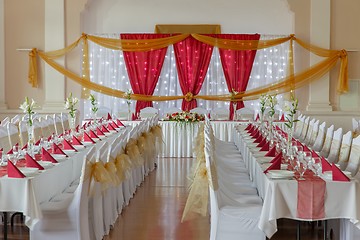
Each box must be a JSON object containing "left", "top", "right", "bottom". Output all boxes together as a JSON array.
[
  {"left": 258, "top": 157, "right": 274, "bottom": 163},
  {"left": 18, "top": 167, "right": 39, "bottom": 177},
  {"left": 38, "top": 161, "right": 54, "bottom": 169},
  {"left": 323, "top": 170, "right": 352, "bottom": 179},
  {"left": 62, "top": 149, "right": 76, "bottom": 156},
  {"left": 268, "top": 170, "right": 294, "bottom": 178},
  {"left": 98, "top": 135, "right": 106, "bottom": 139},
  {"left": 82, "top": 141, "right": 94, "bottom": 146},
  {"left": 51, "top": 154, "right": 68, "bottom": 162},
  {"left": 73, "top": 145, "right": 85, "bottom": 150}
]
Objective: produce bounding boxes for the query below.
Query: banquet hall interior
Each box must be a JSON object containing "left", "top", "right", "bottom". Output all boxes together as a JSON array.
[{"left": 0, "top": 0, "right": 360, "bottom": 239}]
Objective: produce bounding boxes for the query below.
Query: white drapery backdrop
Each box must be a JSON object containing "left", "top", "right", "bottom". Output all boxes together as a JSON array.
[{"left": 83, "top": 34, "right": 290, "bottom": 119}]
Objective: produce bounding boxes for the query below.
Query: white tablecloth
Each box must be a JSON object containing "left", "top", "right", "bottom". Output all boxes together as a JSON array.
[
  {"left": 0, "top": 129, "right": 123, "bottom": 230},
  {"left": 233, "top": 126, "right": 360, "bottom": 238},
  {"left": 124, "top": 120, "right": 246, "bottom": 157}
]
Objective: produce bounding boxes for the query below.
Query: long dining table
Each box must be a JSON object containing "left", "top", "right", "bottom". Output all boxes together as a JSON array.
[
  {"left": 0, "top": 126, "right": 129, "bottom": 239},
  {"left": 233, "top": 124, "right": 360, "bottom": 239}
]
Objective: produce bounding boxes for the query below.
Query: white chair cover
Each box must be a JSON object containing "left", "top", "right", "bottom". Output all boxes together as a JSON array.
[
  {"left": 327, "top": 128, "right": 343, "bottom": 163},
  {"left": 190, "top": 107, "right": 207, "bottom": 115},
  {"left": 345, "top": 135, "right": 360, "bottom": 177},
  {"left": 319, "top": 124, "right": 335, "bottom": 158},
  {"left": 139, "top": 107, "right": 158, "bottom": 119},
  {"left": 338, "top": 131, "right": 353, "bottom": 170},
  {"left": 312, "top": 122, "right": 326, "bottom": 152}
]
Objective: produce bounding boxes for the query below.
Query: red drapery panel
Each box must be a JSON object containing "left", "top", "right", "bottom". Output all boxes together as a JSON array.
[
  {"left": 121, "top": 34, "right": 169, "bottom": 118},
  {"left": 218, "top": 34, "right": 260, "bottom": 120},
  {"left": 173, "top": 35, "right": 214, "bottom": 111}
]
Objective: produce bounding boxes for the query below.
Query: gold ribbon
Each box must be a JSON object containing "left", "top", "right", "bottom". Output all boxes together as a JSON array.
[{"left": 184, "top": 92, "right": 194, "bottom": 102}]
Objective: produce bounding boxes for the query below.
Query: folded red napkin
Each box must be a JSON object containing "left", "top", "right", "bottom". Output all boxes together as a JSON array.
[
  {"left": 82, "top": 122, "right": 87, "bottom": 129},
  {"left": 254, "top": 135, "right": 263, "bottom": 144},
  {"left": 247, "top": 125, "right": 255, "bottom": 134},
  {"left": 83, "top": 132, "right": 96, "bottom": 143},
  {"left": 245, "top": 124, "right": 252, "bottom": 131},
  {"left": 111, "top": 121, "right": 120, "bottom": 128},
  {"left": 72, "top": 136, "right": 83, "bottom": 146},
  {"left": 89, "top": 129, "right": 99, "bottom": 139},
  {"left": 107, "top": 123, "right": 117, "bottom": 132},
  {"left": 41, "top": 147, "right": 58, "bottom": 163},
  {"left": 96, "top": 127, "right": 105, "bottom": 136},
  {"left": 22, "top": 143, "right": 28, "bottom": 150},
  {"left": 304, "top": 145, "right": 311, "bottom": 152},
  {"left": 116, "top": 119, "right": 125, "bottom": 127},
  {"left": 265, "top": 146, "right": 276, "bottom": 157},
  {"left": 260, "top": 141, "right": 270, "bottom": 151},
  {"left": 25, "top": 153, "right": 44, "bottom": 170},
  {"left": 270, "top": 152, "right": 282, "bottom": 163},
  {"left": 7, "top": 148, "right": 13, "bottom": 154},
  {"left": 279, "top": 114, "right": 285, "bottom": 122},
  {"left": 312, "top": 150, "right": 319, "bottom": 158},
  {"left": 52, "top": 143, "right": 67, "bottom": 156},
  {"left": 321, "top": 157, "right": 332, "bottom": 173},
  {"left": 132, "top": 113, "right": 136, "bottom": 120},
  {"left": 332, "top": 163, "right": 350, "bottom": 181},
  {"left": 264, "top": 154, "right": 282, "bottom": 173},
  {"left": 256, "top": 138, "right": 266, "bottom": 147},
  {"left": 7, "top": 160, "right": 25, "bottom": 178},
  {"left": 251, "top": 130, "right": 260, "bottom": 139},
  {"left": 101, "top": 125, "right": 109, "bottom": 133},
  {"left": 255, "top": 113, "right": 260, "bottom": 121},
  {"left": 63, "top": 139, "right": 77, "bottom": 151},
  {"left": 107, "top": 113, "right": 112, "bottom": 120},
  {"left": 35, "top": 139, "right": 41, "bottom": 146}
]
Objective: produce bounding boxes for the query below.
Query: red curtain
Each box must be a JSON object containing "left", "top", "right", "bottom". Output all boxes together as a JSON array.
[
  {"left": 218, "top": 34, "right": 260, "bottom": 120},
  {"left": 173, "top": 36, "right": 214, "bottom": 111},
  {"left": 121, "top": 34, "right": 169, "bottom": 118}
]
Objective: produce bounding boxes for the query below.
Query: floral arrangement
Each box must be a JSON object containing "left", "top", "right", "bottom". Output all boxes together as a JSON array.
[
  {"left": 65, "top": 92, "right": 79, "bottom": 118},
  {"left": 19, "top": 97, "right": 38, "bottom": 126},
  {"left": 259, "top": 94, "right": 267, "bottom": 117},
  {"left": 266, "top": 94, "right": 278, "bottom": 118},
  {"left": 164, "top": 111, "right": 205, "bottom": 123},
  {"left": 125, "top": 89, "right": 132, "bottom": 106},
  {"left": 284, "top": 94, "right": 299, "bottom": 130},
  {"left": 88, "top": 94, "right": 98, "bottom": 116}
]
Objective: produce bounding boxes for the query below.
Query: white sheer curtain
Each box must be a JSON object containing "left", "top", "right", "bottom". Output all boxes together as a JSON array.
[{"left": 84, "top": 34, "right": 290, "bottom": 119}]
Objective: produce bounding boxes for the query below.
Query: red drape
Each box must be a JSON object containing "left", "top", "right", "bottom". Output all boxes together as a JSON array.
[
  {"left": 173, "top": 36, "right": 214, "bottom": 111},
  {"left": 218, "top": 34, "right": 260, "bottom": 120},
  {"left": 121, "top": 34, "right": 169, "bottom": 118}
]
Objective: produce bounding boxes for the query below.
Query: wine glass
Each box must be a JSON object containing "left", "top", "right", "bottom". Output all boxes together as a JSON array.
[
  {"left": 313, "top": 157, "right": 322, "bottom": 176},
  {"left": 303, "top": 151, "right": 313, "bottom": 171},
  {"left": 297, "top": 159, "right": 308, "bottom": 180}
]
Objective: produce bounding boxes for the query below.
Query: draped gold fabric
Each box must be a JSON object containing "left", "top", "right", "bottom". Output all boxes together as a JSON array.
[{"left": 28, "top": 33, "right": 349, "bottom": 102}]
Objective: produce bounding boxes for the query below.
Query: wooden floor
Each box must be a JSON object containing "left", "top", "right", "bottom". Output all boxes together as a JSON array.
[{"left": 1, "top": 157, "right": 327, "bottom": 240}]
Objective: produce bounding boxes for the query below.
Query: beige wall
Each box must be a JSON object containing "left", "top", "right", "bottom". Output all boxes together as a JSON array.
[
  {"left": 1, "top": 0, "right": 360, "bottom": 131},
  {"left": 4, "top": 0, "right": 45, "bottom": 109}
]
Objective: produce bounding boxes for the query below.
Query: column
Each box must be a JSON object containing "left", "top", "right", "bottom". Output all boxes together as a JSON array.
[
  {"left": 42, "top": 0, "right": 65, "bottom": 112},
  {"left": 306, "top": 0, "right": 333, "bottom": 111},
  {"left": 0, "top": 0, "right": 8, "bottom": 110}
]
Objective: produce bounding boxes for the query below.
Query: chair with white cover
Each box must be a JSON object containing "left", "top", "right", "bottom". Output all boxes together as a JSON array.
[
  {"left": 0, "top": 116, "right": 9, "bottom": 126},
  {"left": 18, "top": 120, "right": 28, "bottom": 147},
  {"left": 190, "top": 107, "right": 207, "bottom": 115},
  {"left": 236, "top": 107, "right": 254, "bottom": 121},
  {"left": 352, "top": 118, "right": 360, "bottom": 136},
  {"left": 0, "top": 125, "right": 10, "bottom": 151},
  {"left": 299, "top": 116, "right": 311, "bottom": 142},
  {"left": 311, "top": 122, "right": 326, "bottom": 152},
  {"left": 303, "top": 118, "right": 316, "bottom": 144},
  {"left": 307, "top": 120, "right": 320, "bottom": 146},
  {"left": 11, "top": 115, "right": 20, "bottom": 125},
  {"left": 345, "top": 135, "right": 360, "bottom": 177},
  {"left": 139, "top": 107, "right": 158, "bottom": 119},
  {"left": 204, "top": 142, "right": 264, "bottom": 240},
  {"left": 293, "top": 114, "right": 305, "bottom": 139},
  {"left": 337, "top": 131, "right": 353, "bottom": 170},
  {"left": 327, "top": 127, "right": 343, "bottom": 163},
  {"left": 319, "top": 125, "right": 335, "bottom": 158},
  {"left": 211, "top": 107, "right": 230, "bottom": 120},
  {"left": 30, "top": 147, "right": 95, "bottom": 240},
  {"left": 6, "top": 122, "right": 20, "bottom": 148},
  {"left": 163, "top": 107, "right": 181, "bottom": 116}
]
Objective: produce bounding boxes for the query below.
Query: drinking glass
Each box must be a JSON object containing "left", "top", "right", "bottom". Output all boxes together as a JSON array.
[
  {"left": 297, "top": 159, "right": 308, "bottom": 180},
  {"left": 313, "top": 157, "right": 322, "bottom": 176}
]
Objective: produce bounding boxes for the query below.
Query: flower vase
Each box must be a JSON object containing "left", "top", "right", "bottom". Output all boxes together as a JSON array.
[
  {"left": 268, "top": 115, "right": 274, "bottom": 142},
  {"left": 232, "top": 102, "right": 237, "bottom": 121},
  {"left": 127, "top": 104, "right": 131, "bottom": 121},
  {"left": 69, "top": 115, "right": 76, "bottom": 136},
  {"left": 286, "top": 126, "right": 294, "bottom": 156},
  {"left": 27, "top": 123, "right": 35, "bottom": 156}
]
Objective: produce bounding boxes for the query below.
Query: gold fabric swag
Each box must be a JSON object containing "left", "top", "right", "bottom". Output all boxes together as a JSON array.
[{"left": 28, "top": 33, "right": 349, "bottom": 102}]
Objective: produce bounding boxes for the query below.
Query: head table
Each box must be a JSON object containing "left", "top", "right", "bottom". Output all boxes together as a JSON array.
[
  {"left": 233, "top": 125, "right": 360, "bottom": 238},
  {"left": 123, "top": 120, "right": 243, "bottom": 157}
]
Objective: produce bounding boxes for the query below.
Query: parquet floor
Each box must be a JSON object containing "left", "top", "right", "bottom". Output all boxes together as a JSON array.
[{"left": 1, "top": 157, "right": 327, "bottom": 240}]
